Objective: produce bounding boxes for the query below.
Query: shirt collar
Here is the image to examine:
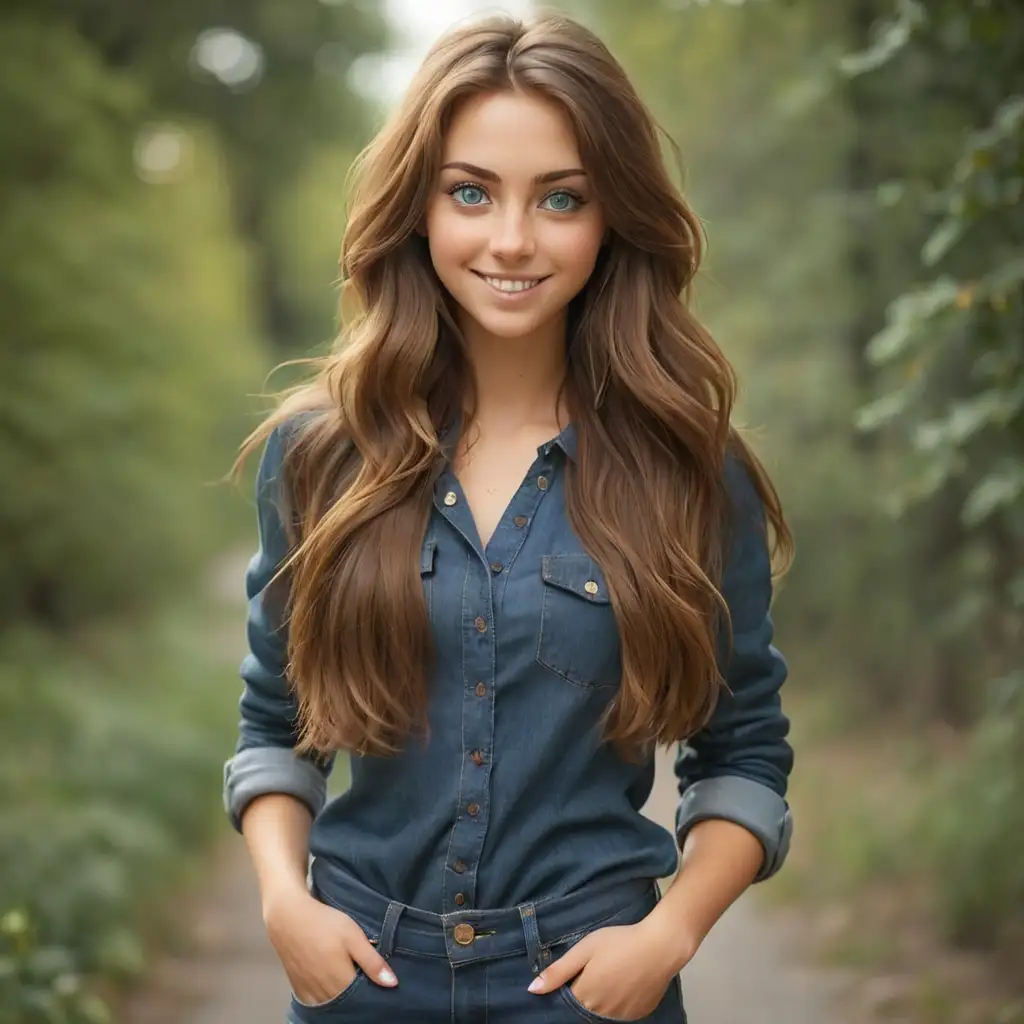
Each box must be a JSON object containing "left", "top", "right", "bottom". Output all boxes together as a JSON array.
[
  {"left": 438, "top": 418, "right": 578, "bottom": 464},
  {"left": 539, "top": 422, "right": 577, "bottom": 463}
]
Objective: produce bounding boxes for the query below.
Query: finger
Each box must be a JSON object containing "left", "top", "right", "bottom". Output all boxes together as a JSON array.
[
  {"left": 348, "top": 936, "right": 398, "bottom": 988},
  {"left": 527, "top": 939, "right": 591, "bottom": 994}
]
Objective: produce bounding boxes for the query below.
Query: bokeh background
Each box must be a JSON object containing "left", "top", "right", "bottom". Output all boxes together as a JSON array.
[{"left": 1, "top": 1, "right": 1021, "bottom": 1022}]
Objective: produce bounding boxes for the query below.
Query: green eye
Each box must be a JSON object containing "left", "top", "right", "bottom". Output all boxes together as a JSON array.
[
  {"left": 541, "top": 191, "right": 581, "bottom": 212},
  {"left": 452, "top": 185, "right": 488, "bottom": 206}
]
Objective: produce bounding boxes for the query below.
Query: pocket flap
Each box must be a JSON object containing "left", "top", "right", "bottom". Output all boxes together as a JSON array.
[
  {"left": 420, "top": 538, "right": 437, "bottom": 575},
  {"left": 540, "top": 554, "right": 610, "bottom": 604}
]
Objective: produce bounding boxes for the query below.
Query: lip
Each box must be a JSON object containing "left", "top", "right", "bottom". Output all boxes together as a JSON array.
[{"left": 471, "top": 270, "right": 550, "bottom": 300}]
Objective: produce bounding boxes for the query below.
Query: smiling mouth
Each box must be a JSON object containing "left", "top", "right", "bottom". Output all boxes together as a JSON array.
[{"left": 472, "top": 271, "right": 550, "bottom": 294}]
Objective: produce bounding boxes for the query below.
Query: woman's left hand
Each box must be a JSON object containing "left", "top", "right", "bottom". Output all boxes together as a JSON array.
[{"left": 526, "top": 919, "right": 694, "bottom": 1020}]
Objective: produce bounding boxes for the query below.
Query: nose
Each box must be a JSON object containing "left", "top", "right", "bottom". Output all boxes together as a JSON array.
[{"left": 488, "top": 205, "right": 535, "bottom": 262}]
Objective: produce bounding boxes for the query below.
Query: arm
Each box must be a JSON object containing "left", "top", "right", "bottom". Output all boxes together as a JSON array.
[
  {"left": 645, "top": 454, "right": 793, "bottom": 964},
  {"left": 222, "top": 424, "right": 334, "bottom": 901},
  {"left": 224, "top": 425, "right": 398, "bottom": 998},
  {"left": 526, "top": 455, "right": 794, "bottom": 1011}
]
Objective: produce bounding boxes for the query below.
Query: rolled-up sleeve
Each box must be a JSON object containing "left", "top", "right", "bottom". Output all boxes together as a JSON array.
[
  {"left": 222, "top": 424, "right": 333, "bottom": 832},
  {"left": 674, "top": 455, "right": 793, "bottom": 881}
]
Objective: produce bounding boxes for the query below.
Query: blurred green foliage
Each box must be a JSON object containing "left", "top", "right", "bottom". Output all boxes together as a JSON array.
[
  {"left": 0, "top": 0, "right": 387, "bottom": 1018},
  {"left": 0, "top": 19, "right": 258, "bottom": 626},
  {"left": 561, "top": 0, "right": 1024, "bottom": 986},
  {"left": 0, "top": 603, "right": 242, "bottom": 1024}
]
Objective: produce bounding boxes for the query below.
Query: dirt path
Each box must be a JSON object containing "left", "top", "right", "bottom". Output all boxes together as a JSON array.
[{"left": 123, "top": 552, "right": 853, "bottom": 1022}]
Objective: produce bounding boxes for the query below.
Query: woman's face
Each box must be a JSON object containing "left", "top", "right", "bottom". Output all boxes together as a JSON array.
[{"left": 425, "top": 89, "right": 606, "bottom": 343}]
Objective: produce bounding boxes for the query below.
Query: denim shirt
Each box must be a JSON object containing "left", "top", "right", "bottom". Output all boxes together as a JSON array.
[{"left": 223, "top": 420, "right": 793, "bottom": 914}]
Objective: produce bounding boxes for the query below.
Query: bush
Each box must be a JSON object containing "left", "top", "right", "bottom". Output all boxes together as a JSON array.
[
  {"left": 0, "top": 910, "right": 112, "bottom": 1024},
  {"left": 0, "top": 15, "right": 265, "bottom": 629},
  {"left": 926, "top": 670, "right": 1024, "bottom": 950},
  {"left": 0, "top": 593, "right": 246, "bottom": 1022}
]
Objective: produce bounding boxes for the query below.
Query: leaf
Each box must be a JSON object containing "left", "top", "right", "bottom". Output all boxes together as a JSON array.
[
  {"left": 983, "top": 256, "right": 1024, "bottom": 298},
  {"left": 876, "top": 180, "right": 906, "bottom": 208},
  {"left": 953, "top": 94, "right": 1024, "bottom": 185},
  {"left": 855, "top": 388, "right": 912, "bottom": 433},
  {"left": 994, "top": 94, "right": 1024, "bottom": 136},
  {"left": 78, "top": 995, "right": 114, "bottom": 1024},
  {"left": 26, "top": 946, "right": 76, "bottom": 981},
  {"left": 93, "top": 927, "right": 145, "bottom": 978},
  {"left": 922, "top": 218, "right": 966, "bottom": 266},
  {"left": 963, "top": 465, "right": 1024, "bottom": 526},
  {"left": 839, "top": 0, "right": 925, "bottom": 77},
  {"left": 866, "top": 319, "right": 914, "bottom": 365},
  {"left": 866, "top": 277, "right": 961, "bottom": 365},
  {"left": 914, "top": 419, "right": 947, "bottom": 452},
  {"left": 913, "top": 392, "right": 1009, "bottom": 454}
]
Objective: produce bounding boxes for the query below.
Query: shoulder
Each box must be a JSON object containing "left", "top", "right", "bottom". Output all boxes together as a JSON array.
[
  {"left": 723, "top": 447, "right": 766, "bottom": 532},
  {"left": 718, "top": 444, "right": 772, "bottom": 614},
  {"left": 259, "top": 410, "right": 324, "bottom": 481}
]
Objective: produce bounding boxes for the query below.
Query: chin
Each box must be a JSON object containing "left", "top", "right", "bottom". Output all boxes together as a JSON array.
[{"left": 473, "top": 311, "right": 550, "bottom": 340}]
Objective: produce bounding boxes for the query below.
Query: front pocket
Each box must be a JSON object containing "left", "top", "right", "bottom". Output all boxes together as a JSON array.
[
  {"left": 559, "top": 983, "right": 633, "bottom": 1023},
  {"left": 290, "top": 966, "right": 368, "bottom": 1014},
  {"left": 558, "top": 976, "right": 684, "bottom": 1024},
  {"left": 545, "top": 889, "right": 664, "bottom": 1023},
  {"left": 536, "top": 554, "right": 621, "bottom": 689}
]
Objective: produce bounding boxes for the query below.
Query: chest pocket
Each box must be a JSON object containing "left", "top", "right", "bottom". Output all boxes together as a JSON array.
[
  {"left": 536, "top": 554, "right": 622, "bottom": 689},
  {"left": 420, "top": 537, "right": 437, "bottom": 618}
]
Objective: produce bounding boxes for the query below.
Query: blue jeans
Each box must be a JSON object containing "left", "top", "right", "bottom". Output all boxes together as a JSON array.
[{"left": 287, "top": 865, "right": 687, "bottom": 1023}]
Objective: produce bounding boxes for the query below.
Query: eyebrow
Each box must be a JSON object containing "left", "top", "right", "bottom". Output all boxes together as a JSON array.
[{"left": 440, "top": 161, "right": 587, "bottom": 185}]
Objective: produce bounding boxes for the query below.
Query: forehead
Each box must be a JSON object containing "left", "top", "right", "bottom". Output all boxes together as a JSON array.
[{"left": 441, "top": 90, "right": 582, "bottom": 171}]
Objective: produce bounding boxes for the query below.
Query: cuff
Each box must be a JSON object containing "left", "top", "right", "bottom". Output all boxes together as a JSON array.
[
  {"left": 675, "top": 775, "right": 792, "bottom": 882},
  {"left": 223, "top": 746, "right": 329, "bottom": 832}
]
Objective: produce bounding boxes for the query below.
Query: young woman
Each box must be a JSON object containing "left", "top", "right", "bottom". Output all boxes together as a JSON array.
[{"left": 225, "top": 12, "right": 794, "bottom": 1024}]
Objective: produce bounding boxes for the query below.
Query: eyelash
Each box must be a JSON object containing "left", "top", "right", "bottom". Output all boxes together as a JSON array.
[{"left": 445, "top": 181, "right": 586, "bottom": 210}]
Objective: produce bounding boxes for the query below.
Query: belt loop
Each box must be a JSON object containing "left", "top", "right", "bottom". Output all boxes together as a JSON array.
[
  {"left": 518, "top": 903, "right": 543, "bottom": 975},
  {"left": 378, "top": 900, "right": 405, "bottom": 958}
]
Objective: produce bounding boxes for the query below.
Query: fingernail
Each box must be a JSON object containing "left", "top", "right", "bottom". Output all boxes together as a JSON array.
[
  {"left": 528, "top": 975, "right": 545, "bottom": 994},
  {"left": 378, "top": 968, "right": 397, "bottom": 986}
]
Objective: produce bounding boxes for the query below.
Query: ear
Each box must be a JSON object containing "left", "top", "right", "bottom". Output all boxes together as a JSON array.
[{"left": 415, "top": 218, "right": 428, "bottom": 238}]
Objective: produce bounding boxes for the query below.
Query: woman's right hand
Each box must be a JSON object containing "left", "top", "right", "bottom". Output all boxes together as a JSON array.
[{"left": 263, "top": 888, "right": 398, "bottom": 1005}]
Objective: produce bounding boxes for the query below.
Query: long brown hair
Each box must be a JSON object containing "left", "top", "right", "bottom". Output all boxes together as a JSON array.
[{"left": 233, "top": 12, "right": 793, "bottom": 760}]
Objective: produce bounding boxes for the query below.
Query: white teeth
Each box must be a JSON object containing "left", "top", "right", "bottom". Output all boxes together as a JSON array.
[{"left": 482, "top": 276, "right": 542, "bottom": 293}]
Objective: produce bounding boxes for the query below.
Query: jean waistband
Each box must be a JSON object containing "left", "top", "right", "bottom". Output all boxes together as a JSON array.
[{"left": 310, "top": 858, "right": 658, "bottom": 969}]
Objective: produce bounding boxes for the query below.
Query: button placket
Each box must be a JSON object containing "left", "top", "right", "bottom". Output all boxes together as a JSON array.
[
  {"left": 444, "top": 544, "right": 494, "bottom": 915},
  {"left": 441, "top": 455, "right": 556, "bottom": 915}
]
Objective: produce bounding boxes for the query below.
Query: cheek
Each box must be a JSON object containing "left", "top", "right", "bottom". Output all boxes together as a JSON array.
[
  {"left": 426, "top": 206, "right": 479, "bottom": 272},
  {"left": 550, "top": 223, "right": 604, "bottom": 277}
]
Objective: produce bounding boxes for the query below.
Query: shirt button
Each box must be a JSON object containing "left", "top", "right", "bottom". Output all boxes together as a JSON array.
[
  {"left": 513, "top": 515, "right": 528, "bottom": 528},
  {"left": 443, "top": 491, "right": 457, "bottom": 506},
  {"left": 584, "top": 580, "right": 599, "bottom": 595},
  {"left": 467, "top": 802, "right": 480, "bottom": 817},
  {"left": 453, "top": 859, "right": 467, "bottom": 874},
  {"left": 537, "top": 475, "right": 549, "bottom": 490},
  {"left": 470, "top": 750, "right": 485, "bottom": 766},
  {"left": 489, "top": 561, "right": 503, "bottom": 574},
  {"left": 474, "top": 615, "right": 487, "bottom": 633},
  {"left": 454, "top": 893, "right": 466, "bottom": 906},
  {"left": 453, "top": 923, "right": 475, "bottom": 946},
  {"left": 475, "top": 682, "right": 487, "bottom": 697}
]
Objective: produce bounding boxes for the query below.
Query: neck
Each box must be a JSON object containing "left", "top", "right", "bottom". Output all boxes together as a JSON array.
[{"left": 457, "top": 309, "right": 570, "bottom": 431}]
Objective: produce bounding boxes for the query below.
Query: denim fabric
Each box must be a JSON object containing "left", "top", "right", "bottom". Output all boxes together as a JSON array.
[
  {"left": 224, "top": 419, "right": 793, "bottom": 914},
  {"left": 287, "top": 870, "right": 686, "bottom": 1024}
]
